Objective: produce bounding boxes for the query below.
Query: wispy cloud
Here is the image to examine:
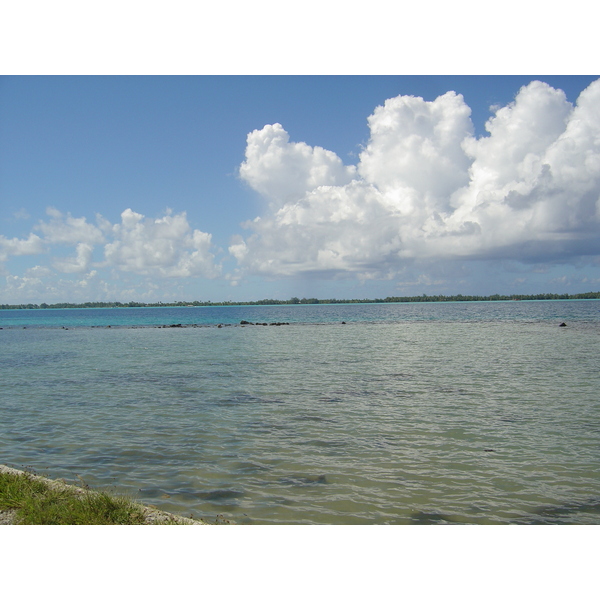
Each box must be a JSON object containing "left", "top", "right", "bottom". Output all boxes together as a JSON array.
[{"left": 13, "top": 208, "right": 31, "bottom": 220}]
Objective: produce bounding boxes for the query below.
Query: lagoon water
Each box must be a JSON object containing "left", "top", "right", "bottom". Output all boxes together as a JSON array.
[{"left": 1, "top": 301, "right": 599, "bottom": 524}]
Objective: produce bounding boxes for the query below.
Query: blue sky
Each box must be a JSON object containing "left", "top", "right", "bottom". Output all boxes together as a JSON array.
[{"left": 2, "top": 74, "right": 600, "bottom": 303}]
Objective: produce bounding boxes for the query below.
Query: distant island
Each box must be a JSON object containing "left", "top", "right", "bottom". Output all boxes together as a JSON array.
[{"left": 2, "top": 291, "right": 600, "bottom": 310}]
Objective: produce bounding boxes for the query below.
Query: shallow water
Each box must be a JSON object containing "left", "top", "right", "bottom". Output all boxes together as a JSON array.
[{"left": 2, "top": 301, "right": 599, "bottom": 524}]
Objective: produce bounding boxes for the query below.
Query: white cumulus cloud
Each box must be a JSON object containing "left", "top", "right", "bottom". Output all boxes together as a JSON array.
[
  {"left": 2, "top": 207, "right": 221, "bottom": 298},
  {"left": 0, "top": 233, "right": 45, "bottom": 262},
  {"left": 53, "top": 242, "right": 95, "bottom": 273},
  {"left": 239, "top": 123, "right": 357, "bottom": 207},
  {"left": 230, "top": 79, "right": 600, "bottom": 280},
  {"left": 36, "top": 208, "right": 105, "bottom": 245},
  {"left": 359, "top": 90, "right": 474, "bottom": 203},
  {"left": 104, "top": 209, "right": 220, "bottom": 278}
]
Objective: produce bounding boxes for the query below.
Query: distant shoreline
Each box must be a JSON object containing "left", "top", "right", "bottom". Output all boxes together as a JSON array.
[{"left": 2, "top": 292, "right": 600, "bottom": 310}]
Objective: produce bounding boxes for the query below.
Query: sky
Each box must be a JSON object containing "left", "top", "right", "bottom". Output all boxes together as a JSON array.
[{"left": 1, "top": 74, "right": 600, "bottom": 304}]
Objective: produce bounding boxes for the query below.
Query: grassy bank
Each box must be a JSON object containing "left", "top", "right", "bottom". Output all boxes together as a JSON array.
[{"left": 0, "top": 466, "right": 208, "bottom": 525}]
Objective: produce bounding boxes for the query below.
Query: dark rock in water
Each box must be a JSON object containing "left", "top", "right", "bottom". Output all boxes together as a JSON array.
[
  {"left": 218, "top": 324, "right": 222, "bottom": 328},
  {"left": 170, "top": 323, "right": 183, "bottom": 328},
  {"left": 559, "top": 322, "right": 567, "bottom": 327},
  {"left": 280, "top": 474, "right": 328, "bottom": 486},
  {"left": 196, "top": 489, "right": 244, "bottom": 501},
  {"left": 240, "top": 320, "right": 253, "bottom": 325},
  {"left": 410, "top": 511, "right": 457, "bottom": 524},
  {"left": 484, "top": 448, "right": 496, "bottom": 452},
  {"left": 341, "top": 321, "right": 346, "bottom": 324}
]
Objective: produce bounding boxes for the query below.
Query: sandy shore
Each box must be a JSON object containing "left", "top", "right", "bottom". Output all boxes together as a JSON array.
[{"left": 0, "top": 465, "right": 208, "bottom": 525}]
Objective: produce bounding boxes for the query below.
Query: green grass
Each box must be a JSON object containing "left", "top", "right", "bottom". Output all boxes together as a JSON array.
[{"left": 0, "top": 470, "right": 150, "bottom": 525}]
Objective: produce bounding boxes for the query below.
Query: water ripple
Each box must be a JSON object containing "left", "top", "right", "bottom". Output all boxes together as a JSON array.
[{"left": 2, "top": 307, "right": 600, "bottom": 523}]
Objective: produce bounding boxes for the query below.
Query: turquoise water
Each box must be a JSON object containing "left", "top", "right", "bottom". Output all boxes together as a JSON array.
[
  {"left": 2, "top": 299, "right": 599, "bottom": 328},
  {"left": 2, "top": 301, "right": 599, "bottom": 524}
]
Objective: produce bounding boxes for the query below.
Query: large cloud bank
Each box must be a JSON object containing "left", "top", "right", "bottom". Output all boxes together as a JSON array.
[{"left": 232, "top": 80, "right": 600, "bottom": 278}]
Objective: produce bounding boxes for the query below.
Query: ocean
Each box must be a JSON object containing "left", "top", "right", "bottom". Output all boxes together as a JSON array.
[{"left": 1, "top": 300, "right": 599, "bottom": 524}]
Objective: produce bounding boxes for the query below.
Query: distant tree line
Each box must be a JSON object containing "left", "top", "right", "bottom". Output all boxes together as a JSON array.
[{"left": 2, "top": 291, "right": 600, "bottom": 310}]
